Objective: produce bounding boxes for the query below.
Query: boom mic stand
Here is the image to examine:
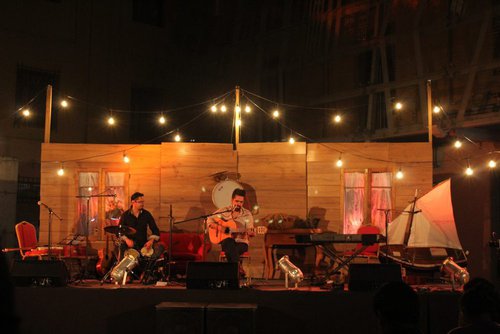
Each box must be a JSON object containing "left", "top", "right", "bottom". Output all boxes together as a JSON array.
[{"left": 38, "top": 201, "right": 62, "bottom": 258}]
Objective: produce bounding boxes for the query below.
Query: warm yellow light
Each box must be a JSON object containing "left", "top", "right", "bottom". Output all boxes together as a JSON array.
[
  {"left": 395, "top": 102, "right": 403, "bottom": 110},
  {"left": 488, "top": 160, "right": 497, "bottom": 168},
  {"left": 220, "top": 105, "right": 227, "bottom": 112},
  {"left": 123, "top": 154, "right": 130, "bottom": 163},
  {"left": 174, "top": 134, "right": 181, "bottom": 142},
  {"left": 60, "top": 100, "right": 69, "bottom": 108},
  {"left": 87, "top": 187, "right": 92, "bottom": 192},
  {"left": 334, "top": 115, "right": 341, "bottom": 123},
  {"left": 336, "top": 158, "right": 343, "bottom": 167},
  {"left": 433, "top": 106, "right": 441, "bottom": 113},
  {"left": 245, "top": 105, "right": 251, "bottom": 113},
  {"left": 465, "top": 167, "right": 473, "bottom": 176},
  {"left": 396, "top": 170, "right": 404, "bottom": 179},
  {"left": 235, "top": 119, "right": 242, "bottom": 127},
  {"left": 57, "top": 167, "right": 64, "bottom": 176},
  {"left": 159, "top": 115, "right": 166, "bottom": 124},
  {"left": 211, "top": 105, "right": 217, "bottom": 112},
  {"left": 235, "top": 106, "right": 241, "bottom": 113},
  {"left": 272, "top": 110, "right": 280, "bottom": 118},
  {"left": 107, "top": 116, "right": 115, "bottom": 125},
  {"left": 288, "top": 137, "right": 295, "bottom": 144},
  {"left": 22, "top": 109, "right": 30, "bottom": 117},
  {"left": 454, "top": 140, "right": 462, "bottom": 149}
]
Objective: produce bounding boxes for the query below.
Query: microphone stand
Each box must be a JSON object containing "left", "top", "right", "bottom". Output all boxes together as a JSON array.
[
  {"left": 39, "top": 202, "right": 62, "bottom": 258},
  {"left": 75, "top": 193, "right": 115, "bottom": 281}
]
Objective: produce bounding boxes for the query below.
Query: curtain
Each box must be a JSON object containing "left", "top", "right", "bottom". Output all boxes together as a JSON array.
[
  {"left": 77, "top": 172, "right": 99, "bottom": 237},
  {"left": 343, "top": 172, "right": 365, "bottom": 234},
  {"left": 370, "top": 172, "right": 392, "bottom": 235},
  {"left": 104, "top": 172, "right": 126, "bottom": 226}
]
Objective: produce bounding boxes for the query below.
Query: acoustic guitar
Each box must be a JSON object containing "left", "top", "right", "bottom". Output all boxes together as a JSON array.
[{"left": 208, "top": 217, "right": 267, "bottom": 244}]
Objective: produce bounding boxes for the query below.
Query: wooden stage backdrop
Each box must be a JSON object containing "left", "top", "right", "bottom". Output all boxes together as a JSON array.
[{"left": 40, "top": 142, "right": 432, "bottom": 277}]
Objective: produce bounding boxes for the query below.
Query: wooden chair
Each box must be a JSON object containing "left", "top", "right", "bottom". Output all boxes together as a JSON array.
[{"left": 219, "top": 251, "right": 252, "bottom": 285}]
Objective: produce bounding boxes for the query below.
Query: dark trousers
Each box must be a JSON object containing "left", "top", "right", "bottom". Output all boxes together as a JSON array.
[{"left": 220, "top": 238, "right": 248, "bottom": 263}]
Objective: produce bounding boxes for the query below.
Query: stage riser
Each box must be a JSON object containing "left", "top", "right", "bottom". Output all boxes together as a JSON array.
[{"left": 14, "top": 287, "right": 461, "bottom": 334}]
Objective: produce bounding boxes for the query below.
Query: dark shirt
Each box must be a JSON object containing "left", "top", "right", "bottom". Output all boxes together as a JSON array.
[{"left": 119, "top": 208, "right": 160, "bottom": 249}]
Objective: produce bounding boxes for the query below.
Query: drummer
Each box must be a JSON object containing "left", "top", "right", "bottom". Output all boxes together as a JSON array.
[{"left": 118, "top": 192, "right": 164, "bottom": 281}]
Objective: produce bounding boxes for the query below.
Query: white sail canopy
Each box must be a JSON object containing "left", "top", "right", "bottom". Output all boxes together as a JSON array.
[{"left": 388, "top": 179, "right": 463, "bottom": 250}]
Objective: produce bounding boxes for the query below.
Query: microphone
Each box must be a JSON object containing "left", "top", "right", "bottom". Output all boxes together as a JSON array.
[{"left": 37, "top": 201, "right": 49, "bottom": 209}]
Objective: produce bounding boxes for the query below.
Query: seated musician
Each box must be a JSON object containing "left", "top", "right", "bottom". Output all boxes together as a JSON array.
[
  {"left": 119, "top": 192, "right": 164, "bottom": 282},
  {"left": 208, "top": 188, "right": 255, "bottom": 277}
]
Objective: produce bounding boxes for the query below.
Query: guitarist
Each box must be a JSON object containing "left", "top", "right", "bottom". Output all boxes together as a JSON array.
[{"left": 208, "top": 188, "right": 255, "bottom": 277}]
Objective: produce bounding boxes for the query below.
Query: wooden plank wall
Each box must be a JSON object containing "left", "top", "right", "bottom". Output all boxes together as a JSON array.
[{"left": 40, "top": 142, "right": 432, "bottom": 277}]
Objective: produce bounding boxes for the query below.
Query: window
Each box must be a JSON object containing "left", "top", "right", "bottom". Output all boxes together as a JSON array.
[
  {"left": 77, "top": 173, "right": 99, "bottom": 238},
  {"left": 14, "top": 65, "right": 59, "bottom": 129},
  {"left": 343, "top": 171, "right": 392, "bottom": 234}
]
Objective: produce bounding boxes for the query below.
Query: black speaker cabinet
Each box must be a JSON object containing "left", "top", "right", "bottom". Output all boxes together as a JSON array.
[
  {"left": 186, "top": 262, "right": 239, "bottom": 289},
  {"left": 205, "top": 303, "right": 257, "bottom": 334},
  {"left": 10, "top": 259, "right": 69, "bottom": 287},
  {"left": 156, "top": 302, "right": 206, "bottom": 334},
  {"left": 348, "top": 263, "right": 402, "bottom": 291}
]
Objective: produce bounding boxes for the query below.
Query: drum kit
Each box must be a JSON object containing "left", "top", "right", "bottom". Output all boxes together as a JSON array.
[{"left": 100, "top": 225, "right": 163, "bottom": 285}]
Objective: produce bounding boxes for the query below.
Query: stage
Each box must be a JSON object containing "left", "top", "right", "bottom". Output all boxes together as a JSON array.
[{"left": 14, "top": 279, "right": 461, "bottom": 334}]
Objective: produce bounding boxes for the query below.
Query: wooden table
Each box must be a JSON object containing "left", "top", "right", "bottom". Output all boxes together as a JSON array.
[{"left": 264, "top": 228, "right": 322, "bottom": 279}]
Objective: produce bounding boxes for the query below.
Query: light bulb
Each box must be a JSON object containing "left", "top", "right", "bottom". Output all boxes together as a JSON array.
[
  {"left": 465, "top": 167, "right": 473, "bottom": 176},
  {"left": 454, "top": 140, "right": 462, "bottom": 149},
  {"left": 235, "top": 119, "right": 242, "bottom": 127},
  {"left": 220, "top": 105, "right": 227, "bottom": 112},
  {"left": 123, "top": 154, "right": 130, "bottom": 163},
  {"left": 395, "top": 102, "right": 403, "bottom": 110},
  {"left": 22, "top": 109, "right": 30, "bottom": 117},
  {"left": 272, "top": 110, "right": 280, "bottom": 118},
  {"left": 488, "top": 160, "right": 497, "bottom": 168},
  {"left": 107, "top": 116, "right": 115, "bottom": 125},
  {"left": 57, "top": 167, "right": 64, "bottom": 176},
  {"left": 211, "top": 105, "right": 217, "bottom": 112},
  {"left": 158, "top": 115, "right": 166, "bottom": 124},
  {"left": 433, "top": 106, "right": 441, "bottom": 113},
  {"left": 396, "top": 170, "right": 404, "bottom": 179},
  {"left": 235, "top": 106, "right": 241, "bottom": 113},
  {"left": 289, "top": 137, "right": 295, "bottom": 144},
  {"left": 245, "top": 105, "right": 251, "bottom": 113},
  {"left": 334, "top": 115, "right": 341, "bottom": 123},
  {"left": 336, "top": 158, "right": 343, "bottom": 167},
  {"left": 174, "top": 134, "right": 181, "bottom": 142},
  {"left": 60, "top": 100, "right": 69, "bottom": 108}
]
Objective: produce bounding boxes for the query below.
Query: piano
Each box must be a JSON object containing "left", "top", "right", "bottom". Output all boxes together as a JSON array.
[{"left": 296, "top": 233, "right": 385, "bottom": 245}]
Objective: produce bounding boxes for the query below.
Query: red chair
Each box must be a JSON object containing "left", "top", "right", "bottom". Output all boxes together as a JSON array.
[
  {"left": 342, "top": 225, "right": 381, "bottom": 261},
  {"left": 15, "top": 221, "right": 62, "bottom": 259}
]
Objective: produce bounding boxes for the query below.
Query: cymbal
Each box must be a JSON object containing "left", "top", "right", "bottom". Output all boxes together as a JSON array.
[{"left": 104, "top": 225, "right": 136, "bottom": 236}]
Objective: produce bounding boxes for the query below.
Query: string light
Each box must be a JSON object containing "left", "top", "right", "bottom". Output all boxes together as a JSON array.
[
  {"left": 174, "top": 133, "right": 181, "bottom": 142},
  {"left": 488, "top": 160, "right": 497, "bottom": 168},
  {"left": 235, "top": 119, "right": 242, "bottom": 127},
  {"left": 235, "top": 106, "right": 241, "bottom": 113},
  {"left": 333, "top": 115, "right": 342, "bottom": 123},
  {"left": 211, "top": 105, "right": 217, "bottom": 112},
  {"left": 454, "top": 140, "right": 462, "bottom": 149},
  {"left": 123, "top": 153, "right": 130, "bottom": 163},
  {"left": 272, "top": 110, "right": 280, "bottom": 118},
  {"left": 396, "top": 168, "right": 404, "bottom": 179},
  {"left": 244, "top": 105, "right": 251, "bottom": 113},
  {"left": 288, "top": 136, "right": 295, "bottom": 144},
  {"left": 22, "top": 109, "right": 30, "bottom": 117},
  {"left": 394, "top": 102, "right": 403, "bottom": 110},
  {"left": 433, "top": 105, "right": 441, "bottom": 114},
  {"left": 107, "top": 116, "right": 115, "bottom": 125},
  {"left": 220, "top": 105, "right": 227, "bottom": 113},
  {"left": 158, "top": 114, "right": 166, "bottom": 125},
  {"left": 60, "top": 100, "right": 69, "bottom": 108},
  {"left": 336, "top": 155, "right": 343, "bottom": 168},
  {"left": 57, "top": 165, "right": 64, "bottom": 176},
  {"left": 465, "top": 160, "right": 473, "bottom": 176}
]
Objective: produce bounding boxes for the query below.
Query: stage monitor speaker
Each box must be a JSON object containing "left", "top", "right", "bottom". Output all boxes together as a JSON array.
[
  {"left": 348, "top": 263, "right": 402, "bottom": 291},
  {"left": 186, "top": 262, "right": 239, "bottom": 289},
  {"left": 10, "top": 259, "right": 69, "bottom": 287}
]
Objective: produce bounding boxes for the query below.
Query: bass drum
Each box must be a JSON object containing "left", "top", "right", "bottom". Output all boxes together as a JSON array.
[{"left": 212, "top": 180, "right": 243, "bottom": 209}]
